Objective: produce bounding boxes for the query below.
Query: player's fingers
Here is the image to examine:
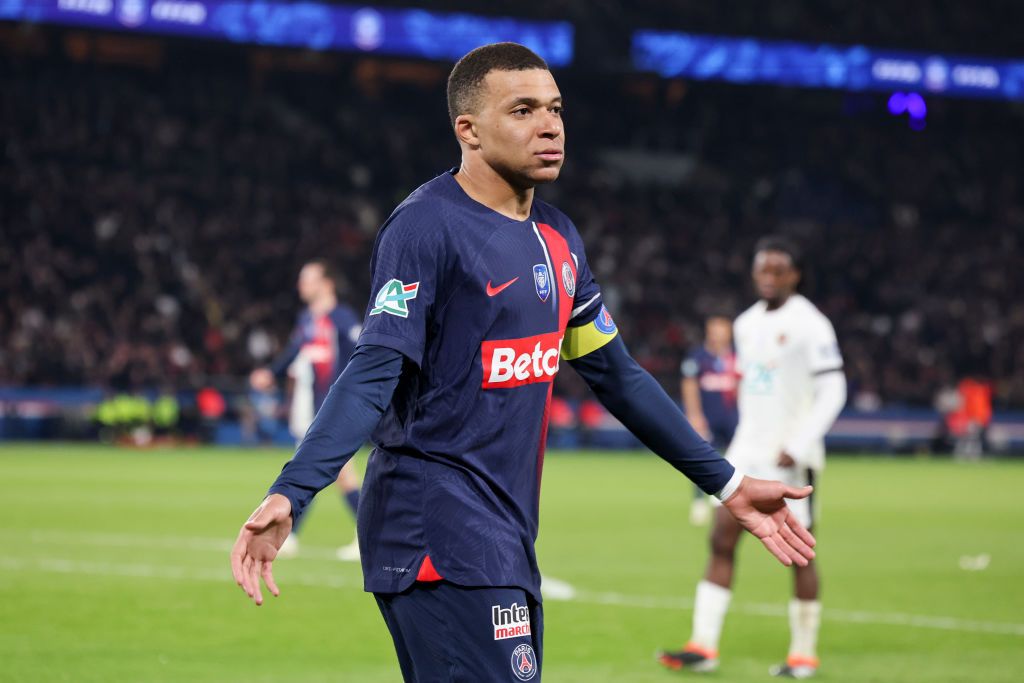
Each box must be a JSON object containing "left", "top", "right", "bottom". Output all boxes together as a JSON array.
[
  {"left": 780, "top": 534, "right": 810, "bottom": 567},
  {"left": 778, "top": 523, "right": 816, "bottom": 561},
  {"left": 785, "top": 515, "right": 817, "bottom": 549},
  {"left": 230, "top": 538, "right": 246, "bottom": 587},
  {"left": 261, "top": 561, "right": 280, "bottom": 598},
  {"left": 770, "top": 528, "right": 808, "bottom": 566},
  {"left": 248, "top": 557, "right": 263, "bottom": 605},
  {"left": 781, "top": 485, "right": 813, "bottom": 500},
  {"left": 241, "top": 555, "right": 257, "bottom": 598},
  {"left": 760, "top": 535, "right": 793, "bottom": 567}
]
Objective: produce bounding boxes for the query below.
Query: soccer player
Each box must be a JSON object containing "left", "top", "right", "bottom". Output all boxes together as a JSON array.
[
  {"left": 681, "top": 316, "right": 739, "bottom": 525},
  {"left": 249, "top": 259, "right": 363, "bottom": 560},
  {"left": 658, "top": 237, "right": 847, "bottom": 679},
  {"left": 232, "top": 44, "right": 817, "bottom": 682}
]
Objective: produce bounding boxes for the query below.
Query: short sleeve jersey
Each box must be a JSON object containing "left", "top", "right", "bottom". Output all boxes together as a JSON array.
[
  {"left": 355, "top": 171, "right": 613, "bottom": 601},
  {"left": 681, "top": 346, "right": 739, "bottom": 435},
  {"left": 727, "top": 294, "right": 843, "bottom": 471}
]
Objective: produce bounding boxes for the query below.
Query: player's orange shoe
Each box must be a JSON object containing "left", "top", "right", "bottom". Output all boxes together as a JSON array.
[
  {"left": 769, "top": 654, "right": 819, "bottom": 678},
  {"left": 656, "top": 642, "right": 719, "bottom": 672}
]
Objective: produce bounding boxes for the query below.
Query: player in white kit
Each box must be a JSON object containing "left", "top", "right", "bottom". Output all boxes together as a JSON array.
[{"left": 659, "top": 236, "right": 847, "bottom": 679}]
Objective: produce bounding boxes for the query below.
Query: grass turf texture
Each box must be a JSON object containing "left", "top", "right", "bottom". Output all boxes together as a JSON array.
[{"left": 1, "top": 444, "right": 1022, "bottom": 682}]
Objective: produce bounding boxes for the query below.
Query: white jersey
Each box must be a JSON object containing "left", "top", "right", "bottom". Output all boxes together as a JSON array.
[{"left": 727, "top": 294, "right": 842, "bottom": 471}]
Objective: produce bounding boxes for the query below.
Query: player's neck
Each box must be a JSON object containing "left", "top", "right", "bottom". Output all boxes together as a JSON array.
[
  {"left": 308, "top": 295, "right": 336, "bottom": 317},
  {"left": 454, "top": 161, "right": 534, "bottom": 221},
  {"left": 764, "top": 293, "right": 794, "bottom": 311},
  {"left": 706, "top": 341, "right": 729, "bottom": 355}
]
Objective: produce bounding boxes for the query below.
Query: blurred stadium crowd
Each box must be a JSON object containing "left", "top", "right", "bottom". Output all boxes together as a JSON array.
[{"left": 1, "top": 24, "right": 1022, "bottom": 410}]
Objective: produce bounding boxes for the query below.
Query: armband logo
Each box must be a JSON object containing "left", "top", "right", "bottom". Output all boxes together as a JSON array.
[
  {"left": 593, "top": 305, "right": 616, "bottom": 334},
  {"left": 370, "top": 279, "right": 419, "bottom": 318}
]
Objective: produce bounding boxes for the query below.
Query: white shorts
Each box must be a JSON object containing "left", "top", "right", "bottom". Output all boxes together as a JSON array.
[{"left": 712, "top": 463, "right": 818, "bottom": 529}]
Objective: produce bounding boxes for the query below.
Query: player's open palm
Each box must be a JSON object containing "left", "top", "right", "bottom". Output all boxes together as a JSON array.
[
  {"left": 230, "top": 494, "right": 293, "bottom": 606},
  {"left": 722, "top": 476, "right": 817, "bottom": 567}
]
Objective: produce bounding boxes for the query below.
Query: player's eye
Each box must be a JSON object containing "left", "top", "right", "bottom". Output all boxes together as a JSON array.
[
  {"left": 551, "top": 106, "right": 563, "bottom": 115},
  {"left": 512, "top": 107, "right": 531, "bottom": 117}
]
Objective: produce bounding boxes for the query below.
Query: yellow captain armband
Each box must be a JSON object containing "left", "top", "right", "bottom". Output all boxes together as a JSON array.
[{"left": 561, "top": 305, "right": 619, "bottom": 360}]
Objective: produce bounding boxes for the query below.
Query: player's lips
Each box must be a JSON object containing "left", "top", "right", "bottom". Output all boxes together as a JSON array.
[{"left": 535, "top": 149, "right": 564, "bottom": 161}]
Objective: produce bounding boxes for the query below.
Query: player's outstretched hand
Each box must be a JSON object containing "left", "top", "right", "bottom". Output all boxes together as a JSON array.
[
  {"left": 721, "top": 476, "right": 816, "bottom": 567},
  {"left": 230, "top": 494, "right": 293, "bottom": 606}
]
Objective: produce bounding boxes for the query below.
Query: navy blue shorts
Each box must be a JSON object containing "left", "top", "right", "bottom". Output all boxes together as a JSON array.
[{"left": 375, "top": 582, "right": 543, "bottom": 682}]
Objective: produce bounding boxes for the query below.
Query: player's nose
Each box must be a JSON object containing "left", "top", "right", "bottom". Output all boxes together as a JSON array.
[{"left": 538, "top": 112, "right": 562, "bottom": 139}]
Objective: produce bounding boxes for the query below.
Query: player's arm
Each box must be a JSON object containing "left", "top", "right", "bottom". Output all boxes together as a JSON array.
[
  {"left": 250, "top": 321, "right": 306, "bottom": 390},
  {"left": 564, "top": 312, "right": 815, "bottom": 566},
  {"left": 268, "top": 323, "right": 306, "bottom": 378},
  {"left": 779, "top": 320, "right": 847, "bottom": 467},
  {"left": 680, "top": 356, "right": 710, "bottom": 440},
  {"left": 779, "top": 371, "right": 847, "bottom": 467},
  {"left": 231, "top": 344, "right": 404, "bottom": 605}
]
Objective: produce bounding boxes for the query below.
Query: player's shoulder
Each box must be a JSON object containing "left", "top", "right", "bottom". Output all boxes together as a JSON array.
[
  {"left": 734, "top": 301, "right": 765, "bottom": 330},
  {"left": 389, "top": 173, "right": 452, "bottom": 222},
  {"left": 533, "top": 198, "right": 581, "bottom": 239},
  {"left": 376, "top": 173, "right": 456, "bottom": 248},
  {"left": 789, "top": 295, "right": 837, "bottom": 337},
  {"left": 330, "top": 303, "right": 360, "bottom": 324},
  {"left": 789, "top": 294, "right": 833, "bottom": 323}
]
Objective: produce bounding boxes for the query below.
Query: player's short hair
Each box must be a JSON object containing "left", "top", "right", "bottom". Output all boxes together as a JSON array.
[
  {"left": 754, "top": 235, "right": 803, "bottom": 273},
  {"left": 304, "top": 258, "right": 343, "bottom": 294},
  {"left": 447, "top": 42, "right": 549, "bottom": 127}
]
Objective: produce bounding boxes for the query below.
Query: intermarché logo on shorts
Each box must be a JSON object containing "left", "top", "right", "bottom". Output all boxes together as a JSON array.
[{"left": 492, "top": 602, "right": 531, "bottom": 640}]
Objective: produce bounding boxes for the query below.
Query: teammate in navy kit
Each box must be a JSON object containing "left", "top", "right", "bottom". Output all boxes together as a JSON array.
[
  {"left": 249, "top": 259, "right": 363, "bottom": 560},
  {"left": 231, "top": 43, "right": 817, "bottom": 682},
  {"left": 681, "top": 316, "right": 739, "bottom": 525}
]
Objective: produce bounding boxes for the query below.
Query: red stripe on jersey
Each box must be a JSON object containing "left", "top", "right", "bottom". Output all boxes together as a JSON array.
[
  {"left": 416, "top": 554, "right": 443, "bottom": 582},
  {"left": 533, "top": 223, "right": 577, "bottom": 498},
  {"left": 536, "top": 223, "right": 576, "bottom": 331}
]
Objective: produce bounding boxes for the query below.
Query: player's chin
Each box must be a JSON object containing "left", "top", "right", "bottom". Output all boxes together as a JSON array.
[{"left": 527, "top": 163, "right": 563, "bottom": 184}]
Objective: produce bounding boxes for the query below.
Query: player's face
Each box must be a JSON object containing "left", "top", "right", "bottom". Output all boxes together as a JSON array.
[
  {"left": 474, "top": 68, "right": 564, "bottom": 187},
  {"left": 752, "top": 250, "right": 799, "bottom": 304},
  {"left": 297, "top": 264, "right": 326, "bottom": 304},
  {"left": 706, "top": 318, "right": 732, "bottom": 347}
]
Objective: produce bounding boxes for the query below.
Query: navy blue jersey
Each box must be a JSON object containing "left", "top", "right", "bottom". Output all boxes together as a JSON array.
[
  {"left": 681, "top": 346, "right": 739, "bottom": 435},
  {"left": 270, "top": 305, "right": 361, "bottom": 410},
  {"left": 355, "top": 170, "right": 605, "bottom": 601}
]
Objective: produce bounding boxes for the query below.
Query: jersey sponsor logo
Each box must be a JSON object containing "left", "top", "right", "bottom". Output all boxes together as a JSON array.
[
  {"left": 533, "top": 264, "right": 550, "bottom": 302},
  {"left": 561, "top": 261, "right": 576, "bottom": 297},
  {"left": 481, "top": 331, "right": 564, "bottom": 389},
  {"left": 492, "top": 602, "right": 532, "bottom": 640},
  {"left": 511, "top": 643, "right": 538, "bottom": 680},
  {"left": 593, "top": 305, "right": 616, "bottom": 334},
  {"left": 486, "top": 277, "right": 519, "bottom": 297},
  {"left": 742, "top": 360, "right": 777, "bottom": 395},
  {"left": 370, "top": 279, "right": 419, "bottom": 318},
  {"left": 700, "top": 373, "right": 738, "bottom": 392}
]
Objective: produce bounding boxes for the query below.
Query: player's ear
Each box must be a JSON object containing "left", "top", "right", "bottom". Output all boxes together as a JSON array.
[{"left": 453, "top": 114, "right": 480, "bottom": 148}]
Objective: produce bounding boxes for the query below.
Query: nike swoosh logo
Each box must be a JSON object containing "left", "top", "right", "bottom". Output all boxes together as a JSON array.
[{"left": 486, "top": 277, "right": 519, "bottom": 297}]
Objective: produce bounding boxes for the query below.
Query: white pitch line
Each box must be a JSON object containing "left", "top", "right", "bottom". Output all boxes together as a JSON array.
[
  {"left": 0, "top": 556, "right": 355, "bottom": 590},
  {"left": 6, "top": 531, "right": 1024, "bottom": 638}
]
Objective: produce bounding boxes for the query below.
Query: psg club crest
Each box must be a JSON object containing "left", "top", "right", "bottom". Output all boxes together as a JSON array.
[
  {"left": 594, "top": 305, "right": 617, "bottom": 334},
  {"left": 533, "top": 264, "right": 550, "bottom": 302},
  {"left": 561, "top": 261, "right": 576, "bottom": 297},
  {"left": 511, "top": 643, "right": 538, "bottom": 681}
]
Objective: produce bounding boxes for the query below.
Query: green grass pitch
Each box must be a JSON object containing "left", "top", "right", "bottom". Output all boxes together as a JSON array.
[{"left": 1, "top": 443, "right": 1022, "bottom": 682}]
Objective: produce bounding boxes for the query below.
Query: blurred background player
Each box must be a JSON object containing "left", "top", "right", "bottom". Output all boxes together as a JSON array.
[
  {"left": 659, "top": 236, "right": 847, "bottom": 679},
  {"left": 249, "top": 259, "right": 363, "bottom": 560},
  {"left": 680, "top": 316, "right": 739, "bottom": 525}
]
